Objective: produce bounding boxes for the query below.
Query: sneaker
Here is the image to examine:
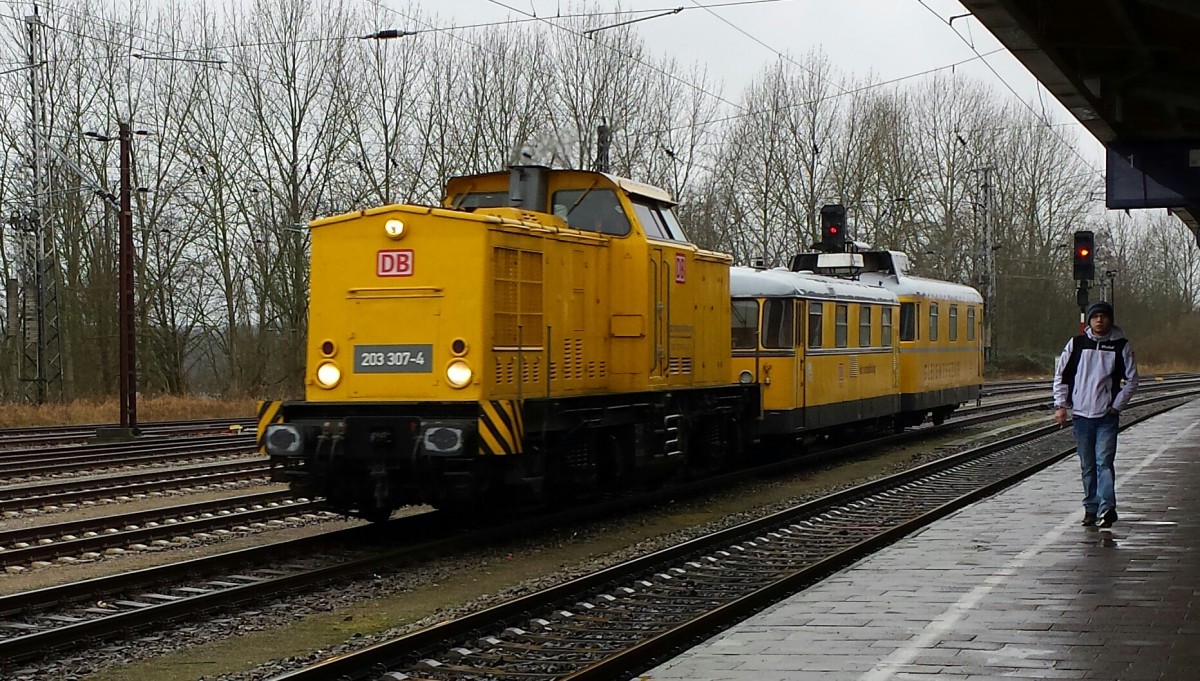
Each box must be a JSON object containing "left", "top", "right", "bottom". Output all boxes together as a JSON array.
[
  {"left": 1082, "top": 512, "right": 1097, "bottom": 526},
  {"left": 1098, "top": 509, "right": 1118, "bottom": 528}
]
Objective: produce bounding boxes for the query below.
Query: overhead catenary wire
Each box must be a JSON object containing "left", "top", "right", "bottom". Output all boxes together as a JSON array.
[
  {"left": 911, "top": 0, "right": 1105, "bottom": 183},
  {"left": 482, "top": 0, "right": 747, "bottom": 112},
  {"left": 684, "top": 0, "right": 851, "bottom": 96}
]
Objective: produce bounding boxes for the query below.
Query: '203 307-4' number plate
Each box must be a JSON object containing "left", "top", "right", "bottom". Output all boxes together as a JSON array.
[{"left": 353, "top": 344, "right": 433, "bottom": 373}]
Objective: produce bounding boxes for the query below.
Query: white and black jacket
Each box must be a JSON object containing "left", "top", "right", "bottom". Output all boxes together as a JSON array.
[{"left": 1052, "top": 326, "right": 1139, "bottom": 418}]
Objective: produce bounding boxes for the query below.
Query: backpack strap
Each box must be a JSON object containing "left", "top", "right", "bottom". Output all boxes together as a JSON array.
[
  {"left": 1110, "top": 337, "right": 1128, "bottom": 405},
  {"left": 1060, "top": 335, "right": 1088, "bottom": 407}
]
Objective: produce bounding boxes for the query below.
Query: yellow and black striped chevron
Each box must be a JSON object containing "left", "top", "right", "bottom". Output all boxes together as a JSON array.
[
  {"left": 255, "top": 400, "right": 283, "bottom": 452},
  {"left": 478, "top": 400, "right": 525, "bottom": 456}
]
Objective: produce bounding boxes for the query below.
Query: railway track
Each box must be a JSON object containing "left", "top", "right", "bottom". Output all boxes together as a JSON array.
[
  {"left": 0, "top": 490, "right": 325, "bottom": 568},
  {"left": 269, "top": 391, "right": 1196, "bottom": 681},
  {"left": 1, "top": 389, "right": 1193, "bottom": 670},
  {"left": 0, "top": 458, "right": 269, "bottom": 514},
  {"left": 0, "top": 417, "right": 255, "bottom": 448},
  {"left": 0, "top": 434, "right": 255, "bottom": 481}
]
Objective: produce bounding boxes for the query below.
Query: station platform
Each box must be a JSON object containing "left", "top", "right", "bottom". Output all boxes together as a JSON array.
[{"left": 642, "top": 399, "right": 1200, "bottom": 680}]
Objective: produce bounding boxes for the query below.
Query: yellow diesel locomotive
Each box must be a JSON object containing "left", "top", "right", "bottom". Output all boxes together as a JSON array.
[{"left": 262, "top": 166, "right": 758, "bottom": 519}]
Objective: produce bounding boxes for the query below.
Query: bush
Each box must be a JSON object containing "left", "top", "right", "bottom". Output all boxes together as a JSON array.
[{"left": 987, "top": 350, "right": 1055, "bottom": 378}]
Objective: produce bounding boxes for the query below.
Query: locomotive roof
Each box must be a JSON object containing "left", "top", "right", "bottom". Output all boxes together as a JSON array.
[
  {"left": 444, "top": 168, "right": 676, "bottom": 205},
  {"left": 731, "top": 267, "right": 897, "bottom": 304},
  {"left": 600, "top": 173, "right": 675, "bottom": 205}
]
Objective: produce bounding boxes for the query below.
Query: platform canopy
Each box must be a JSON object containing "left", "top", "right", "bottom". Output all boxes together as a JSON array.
[{"left": 962, "top": 0, "right": 1200, "bottom": 237}]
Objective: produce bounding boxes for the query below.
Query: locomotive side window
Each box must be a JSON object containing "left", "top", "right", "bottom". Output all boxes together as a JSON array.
[
  {"left": 835, "top": 304, "right": 848, "bottom": 348},
  {"left": 859, "top": 305, "right": 872, "bottom": 347},
  {"left": 967, "top": 307, "right": 977, "bottom": 341},
  {"left": 630, "top": 201, "right": 670, "bottom": 240},
  {"left": 928, "top": 303, "right": 939, "bottom": 342},
  {"left": 761, "top": 299, "right": 793, "bottom": 349},
  {"left": 881, "top": 307, "right": 894, "bottom": 346},
  {"left": 552, "top": 189, "right": 631, "bottom": 236},
  {"left": 659, "top": 207, "right": 689, "bottom": 242},
  {"left": 808, "top": 302, "right": 824, "bottom": 348},
  {"left": 732, "top": 300, "right": 758, "bottom": 349},
  {"left": 949, "top": 305, "right": 959, "bottom": 342},
  {"left": 900, "top": 302, "right": 917, "bottom": 341}
]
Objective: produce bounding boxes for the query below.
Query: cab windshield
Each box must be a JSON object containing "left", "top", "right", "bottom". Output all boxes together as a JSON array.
[{"left": 551, "top": 189, "right": 631, "bottom": 236}]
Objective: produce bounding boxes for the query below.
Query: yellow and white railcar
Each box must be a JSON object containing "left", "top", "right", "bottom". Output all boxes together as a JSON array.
[
  {"left": 854, "top": 251, "right": 984, "bottom": 426},
  {"left": 730, "top": 266, "right": 901, "bottom": 435}
]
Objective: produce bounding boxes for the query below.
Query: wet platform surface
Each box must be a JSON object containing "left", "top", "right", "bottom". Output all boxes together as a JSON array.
[{"left": 641, "top": 399, "right": 1200, "bottom": 680}]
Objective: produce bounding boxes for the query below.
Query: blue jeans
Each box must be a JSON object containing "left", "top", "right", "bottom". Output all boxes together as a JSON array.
[{"left": 1072, "top": 412, "right": 1119, "bottom": 515}]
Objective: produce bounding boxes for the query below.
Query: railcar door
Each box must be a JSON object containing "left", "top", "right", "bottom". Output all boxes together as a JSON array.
[{"left": 793, "top": 299, "right": 806, "bottom": 413}]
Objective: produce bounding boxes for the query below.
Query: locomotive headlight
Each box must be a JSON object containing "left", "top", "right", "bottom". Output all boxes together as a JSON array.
[
  {"left": 384, "top": 219, "right": 406, "bottom": 239},
  {"left": 738, "top": 370, "right": 754, "bottom": 384},
  {"left": 446, "top": 360, "right": 473, "bottom": 388},
  {"left": 315, "top": 361, "right": 342, "bottom": 389}
]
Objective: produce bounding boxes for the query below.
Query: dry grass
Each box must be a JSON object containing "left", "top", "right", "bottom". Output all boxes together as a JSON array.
[{"left": 0, "top": 395, "right": 257, "bottom": 428}]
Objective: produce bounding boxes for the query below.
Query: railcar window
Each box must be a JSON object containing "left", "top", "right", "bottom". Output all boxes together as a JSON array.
[
  {"left": 881, "top": 307, "right": 894, "bottom": 346},
  {"left": 762, "top": 299, "right": 793, "bottom": 349},
  {"left": 732, "top": 300, "right": 758, "bottom": 349},
  {"left": 859, "top": 305, "right": 872, "bottom": 347},
  {"left": 900, "top": 302, "right": 917, "bottom": 341},
  {"left": 808, "top": 302, "right": 824, "bottom": 348},
  {"left": 630, "top": 201, "right": 670, "bottom": 240},
  {"left": 835, "top": 304, "right": 848, "bottom": 348},
  {"left": 949, "top": 305, "right": 959, "bottom": 342},
  {"left": 967, "top": 307, "right": 976, "bottom": 341},
  {"left": 659, "top": 207, "right": 690, "bottom": 242},
  {"left": 929, "top": 303, "right": 939, "bottom": 342},
  {"left": 551, "top": 189, "right": 631, "bottom": 236}
]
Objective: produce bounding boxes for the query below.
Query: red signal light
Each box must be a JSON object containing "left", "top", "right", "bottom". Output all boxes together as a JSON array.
[{"left": 828, "top": 227, "right": 838, "bottom": 234}]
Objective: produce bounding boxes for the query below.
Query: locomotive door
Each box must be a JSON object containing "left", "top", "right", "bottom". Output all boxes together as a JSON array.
[{"left": 650, "top": 247, "right": 669, "bottom": 379}]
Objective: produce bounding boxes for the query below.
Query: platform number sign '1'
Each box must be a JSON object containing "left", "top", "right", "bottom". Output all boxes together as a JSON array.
[
  {"left": 675, "top": 253, "right": 686, "bottom": 283},
  {"left": 377, "top": 249, "right": 414, "bottom": 277}
]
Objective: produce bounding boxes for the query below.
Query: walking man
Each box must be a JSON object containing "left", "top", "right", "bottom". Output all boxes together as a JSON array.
[{"left": 1052, "top": 301, "right": 1139, "bottom": 528}]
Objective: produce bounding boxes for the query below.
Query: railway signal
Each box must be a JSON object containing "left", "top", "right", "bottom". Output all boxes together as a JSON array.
[
  {"left": 820, "top": 204, "right": 847, "bottom": 251},
  {"left": 1073, "top": 230, "right": 1095, "bottom": 281}
]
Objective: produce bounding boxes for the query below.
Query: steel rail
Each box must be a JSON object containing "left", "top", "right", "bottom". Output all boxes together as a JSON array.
[
  {"left": 0, "top": 458, "right": 268, "bottom": 513},
  {"left": 0, "top": 432, "right": 252, "bottom": 461},
  {"left": 0, "top": 418, "right": 255, "bottom": 447},
  {"left": 0, "top": 490, "right": 306, "bottom": 567},
  {"left": 0, "top": 439, "right": 255, "bottom": 479}
]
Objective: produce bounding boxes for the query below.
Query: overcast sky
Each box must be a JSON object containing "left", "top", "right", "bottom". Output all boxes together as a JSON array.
[{"left": 381, "top": 0, "right": 1106, "bottom": 174}]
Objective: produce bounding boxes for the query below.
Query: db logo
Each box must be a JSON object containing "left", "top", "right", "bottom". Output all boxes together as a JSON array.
[
  {"left": 675, "top": 253, "right": 686, "bottom": 283},
  {"left": 377, "top": 249, "right": 414, "bottom": 277}
]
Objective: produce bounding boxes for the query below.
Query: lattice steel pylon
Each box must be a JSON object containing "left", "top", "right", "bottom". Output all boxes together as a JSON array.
[{"left": 17, "top": 11, "right": 64, "bottom": 403}]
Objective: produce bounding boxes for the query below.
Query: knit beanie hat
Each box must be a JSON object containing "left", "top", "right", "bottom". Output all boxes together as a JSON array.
[{"left": 1086, "top": 301, "right": 1114, "bottom": 321}]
